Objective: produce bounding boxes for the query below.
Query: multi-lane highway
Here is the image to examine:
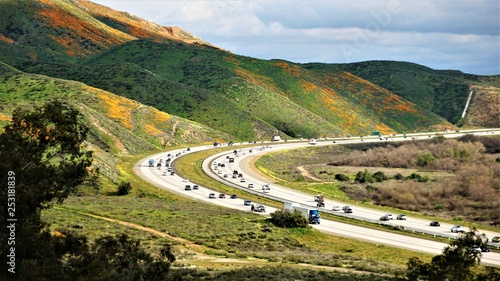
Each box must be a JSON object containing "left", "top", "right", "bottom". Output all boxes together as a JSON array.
[{"left": 135, "top": 129, "right": 500, "bottom": 266}]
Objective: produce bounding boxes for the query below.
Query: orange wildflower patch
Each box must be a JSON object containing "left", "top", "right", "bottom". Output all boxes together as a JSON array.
[
  {"left": 273, "top": 61, "right": 303, "bottom": 77},
  {"left": 0, "top": 114, "right": 12, "bottom": 122},
  {"left": 0, "top": 34, "right": 14, "bottom": 44},
  {"left": 234, "top": 68, "right": 279, "bottom": 93},
  {"left": 145, "top": 124, "right": 164, "bottom": 137},
  {"left": 319, "top": 93, "right": 338, "bottom": 112},
  {"left": 375, "top": 124, "right": 395, "bottom": 135},
  {"left": 301, "top": 80, "right": 317, "bottom": 92},
  {"left": 90, "top": 88, "right": 137, "bottom": 130},
  {"left": 38, "top": 0, "right": 134, "bottom": 56}
]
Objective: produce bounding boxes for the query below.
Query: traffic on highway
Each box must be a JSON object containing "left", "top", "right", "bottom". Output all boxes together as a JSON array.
[{"left": 135, "top": 129, "right": 500, "bottom": 266}]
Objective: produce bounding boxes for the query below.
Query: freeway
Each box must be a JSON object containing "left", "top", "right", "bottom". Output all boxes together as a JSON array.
[{"left": 135, "top": 129, "right": 500, "bottom": 266}]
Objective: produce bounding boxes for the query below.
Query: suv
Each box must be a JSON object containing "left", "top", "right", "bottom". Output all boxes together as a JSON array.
[
  {"left": 344, "top": 208, "right": 353, "bottom": 213},
  {"left": 451, "top": 225, "right": 466, "bottom": 233},
  {"left": 332, "top": 206, "right": 341, "bottom": 211},
  {"left": 184, "top": 185, "right": 192, "bottom": 191},
  {"left": 208, "top": 193, "right": 216, "bottom": 199}
]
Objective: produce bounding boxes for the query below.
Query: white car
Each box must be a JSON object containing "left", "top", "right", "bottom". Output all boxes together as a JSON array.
[
  {"left": 451, "top": 225, "right": 466, "bottom": 233},
  {"left": 332, "top": 206, "right": 341, "bottom": 211},
  {"left": 240, "top": 178, "right": 246, "bottom": 183}
]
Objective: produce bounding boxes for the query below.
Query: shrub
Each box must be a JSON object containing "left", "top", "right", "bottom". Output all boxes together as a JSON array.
[
  {"left": 117, "top": 181, "right": 132, "bottom": 195},
  {"left": 334, "top": 173, "right": 350, "bottom": 181},
  {"left": 355, "top": 169, "right": 374, "bottom": 183},
  {"left": 407, "top": 173, "right": 421, "bottom": 181},
  {"left": 270, "top": 209, "right": 309, "bottom": 228},
  {"left": 373, "top": 171, "right": 388, "bottom": 182},
  {"left": 393, "top": 173, "right": 404, "bottom": 180},
  {"left": 416, "top": 152, "right": 435, "bottom": 167}
]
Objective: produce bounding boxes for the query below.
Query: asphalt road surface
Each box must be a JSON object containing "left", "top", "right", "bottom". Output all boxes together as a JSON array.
[{"left": 135, "top": 129, "right": 500, "bottom": 266}]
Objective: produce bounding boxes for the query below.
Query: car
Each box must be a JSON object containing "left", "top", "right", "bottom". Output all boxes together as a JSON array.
[
  {"left": 480, "top": 245, "right": 491, "bottom": 252},
  {"left": 214, "top": 166, "right": 218, "bottom": 170},
  {"left": 183, "top": 178, "right": 189, "bottom": 182},
  {"left": 430, "top": 221, "right": 440, "bottom": 227},
  {"left": 492, "top": 236, "right": 500, "bottom": 243},
  {"left": 396, "top": 214, "right": 406, "bottom": 220},
  {"left": 217, "top": 170, "right": 223, "bottom": 174},
  {"left": 262, "top": 184, "right": 270, "bottom": 190},
  {"left": 252, "top": 204, "right": 266, "bottom": 212},
  {"left": 342, "top": 206, "right": 350, "bottom": 211},
  {"left": 240, "top": 178, "right": 246, "bottom": 183},
  {"left": 170, "top": 172, "right": 175, "bottom": 176},
  {"left": 162, "top": 171, "right": 167, "bottom": 176},
  {"left": 223, "top": 174, "right": 229, "bottom": 178},
  {"left": 219, "top": 193, "right": 226, "bottom": 199},
  {"left": 244, "top": 200, "right": 252, "bottom": 206},
  {"left": 232, "top": 174, "right": 238, "bottom": 179},
  {"left": 220, "top": 164, "right": 225, "bottom": 167},
  {"left": 184, "top": 185, "right": 192, "bottom": 191},
  {"left": 344, "top": 208, "right": 353, "bottom": 213},
  {"left": 208, "top": 193, "right": 216, "bottom": 199},
  {"left": 230, "top": 194, "right": 238, "bottom": 199},
  {"left": 332, "top": 206, "right": 341, "bottom": 211},
  {"left": 247, "top": 183, "right": 254, "bottom": 188},
  {"left": 384, "top": 214, "right": 393, "bottom": 220},
  {"left": 451, "top": 225, "right": 466, "bottom": 233},
  {"left": 380, "top": 215, "right": 390, "bottom": 221},
  {"left": 192, "top": 185, "right": 199, "bottom": 190}
]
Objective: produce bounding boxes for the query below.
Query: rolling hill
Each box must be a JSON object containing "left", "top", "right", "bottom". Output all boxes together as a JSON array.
[
  {"left": 0, "top": 0, "right": 498, "bottom": 145},
  {"left": 0, "top": 61, "right": 231, "bottom": 182}
]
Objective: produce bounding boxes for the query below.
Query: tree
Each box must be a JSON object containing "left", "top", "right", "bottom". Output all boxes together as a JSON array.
[
  {"left": 0, "top": 101, "right": 94, "bottom": 277},
  {"left": 270, "top": 209, "right": 309, "bottom": 228},
  {"left": 406, "top": 228, "right": 488, "bottom": 281}
]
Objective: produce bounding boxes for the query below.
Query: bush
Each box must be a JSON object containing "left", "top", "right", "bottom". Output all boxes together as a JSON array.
[
  {"left": 355, "top": 169, "right": 374, "bottom": 183},
  {"left": 393, "top": 173, "right": 404, "bottom": 180},
  {"left": 270, "top": 209, "right": 309, "bottom": 228},
  {"left": 373, "top": 171, "right": 388, "bottom": 182},
  {"left": 117, "top": 181, "right": 132, "bottom": 195},
  {"left": 334, "top": 173, "right": 350, "bottom": 181}
]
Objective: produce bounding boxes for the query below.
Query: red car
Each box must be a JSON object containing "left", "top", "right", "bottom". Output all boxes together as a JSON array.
[{"left": 218, "top": 193, "right": 226, "bottom": 199}]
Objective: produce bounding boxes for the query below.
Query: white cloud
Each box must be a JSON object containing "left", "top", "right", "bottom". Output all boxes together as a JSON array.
[{"left": 92, "top": 0, "right": 499, "bottom": 74}]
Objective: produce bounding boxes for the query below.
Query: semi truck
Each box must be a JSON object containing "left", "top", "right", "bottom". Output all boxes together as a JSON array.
[{"left": 284, "top": 202, "right": 321, "bottom": 224}]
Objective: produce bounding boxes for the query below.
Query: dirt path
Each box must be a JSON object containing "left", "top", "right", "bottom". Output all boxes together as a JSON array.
[{"left": 296, "top": 166, "right": 322, "bottom": 181}]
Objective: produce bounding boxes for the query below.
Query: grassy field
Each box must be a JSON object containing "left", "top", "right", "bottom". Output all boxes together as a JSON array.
[{"left": 41, "top": 148, "right": 440, "bottom": 277}]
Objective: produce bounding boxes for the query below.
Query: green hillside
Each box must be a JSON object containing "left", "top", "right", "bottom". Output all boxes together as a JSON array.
[
  {"left": 303, "top": 61, "right": 500, "bottom": 124},
  {"left": 0, "top": 0, "right": 462, "bottom": 141},
  {"left": 0, "top": 61, "right": 231, "bottom": 181}
]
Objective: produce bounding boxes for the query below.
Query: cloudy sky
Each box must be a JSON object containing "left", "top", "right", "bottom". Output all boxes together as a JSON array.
[{"left": 92, "top": 0, "right": 499, "bottom": 75}]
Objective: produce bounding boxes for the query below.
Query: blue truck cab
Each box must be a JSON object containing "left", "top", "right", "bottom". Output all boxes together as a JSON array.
[
  {"left": 148, "top": 159, "right": 154, "bottom": 167},
  {"left": 309, "top": 209, "right": 320, "bottom": 224}
]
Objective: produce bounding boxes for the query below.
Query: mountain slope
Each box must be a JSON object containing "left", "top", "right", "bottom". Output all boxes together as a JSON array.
[
  {"left": 0, "top": 60, "right": 231, "bottom": 180},
  {"left": 2, "top": 0, "right": 487, "bottom": 141},
  {"left": 303, "top": 61, "right": 500, "bottom": 125}
]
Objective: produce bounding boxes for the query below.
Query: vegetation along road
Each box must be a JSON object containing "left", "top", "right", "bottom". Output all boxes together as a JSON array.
[{"left": 136, "top": 129, "right": 500, "bottom": 266}]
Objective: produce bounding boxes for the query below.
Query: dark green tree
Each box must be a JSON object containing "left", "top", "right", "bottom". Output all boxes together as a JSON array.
[
  {"left": 270, "top": 209, "right": 309, "bottom": 228},
  {"left": 406, "top": 228, "right": 487, "bottom": 281},
  {"left": 0, "top": 101, "right": 94, "bottom": 278}
]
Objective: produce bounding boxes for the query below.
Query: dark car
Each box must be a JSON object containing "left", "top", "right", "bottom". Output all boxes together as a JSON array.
[
  {"left": 192, "top": 185, "right": 199, "bottom": 190},
  {"left": 184, "top": 185, "right": 191, "bottom": 191},
  {"left": 344, "top": 208, "right": 353, "bottom": 213},
  {"left": 380, "top": 215, "right": 390, "bottom": 221},
  {"left": 430, "top": 221, "right": 440, "bottom": 227},
  {"left": 480, "top": 245, "right": 491, "bottom": 252},
  {"left": 230, "top": 194, "right": 238, "bottom": 199}
]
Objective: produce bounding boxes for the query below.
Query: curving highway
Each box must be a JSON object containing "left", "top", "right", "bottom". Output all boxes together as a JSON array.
[{"left": 135, "top": 129, "right": 500, "bottom": 266}]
